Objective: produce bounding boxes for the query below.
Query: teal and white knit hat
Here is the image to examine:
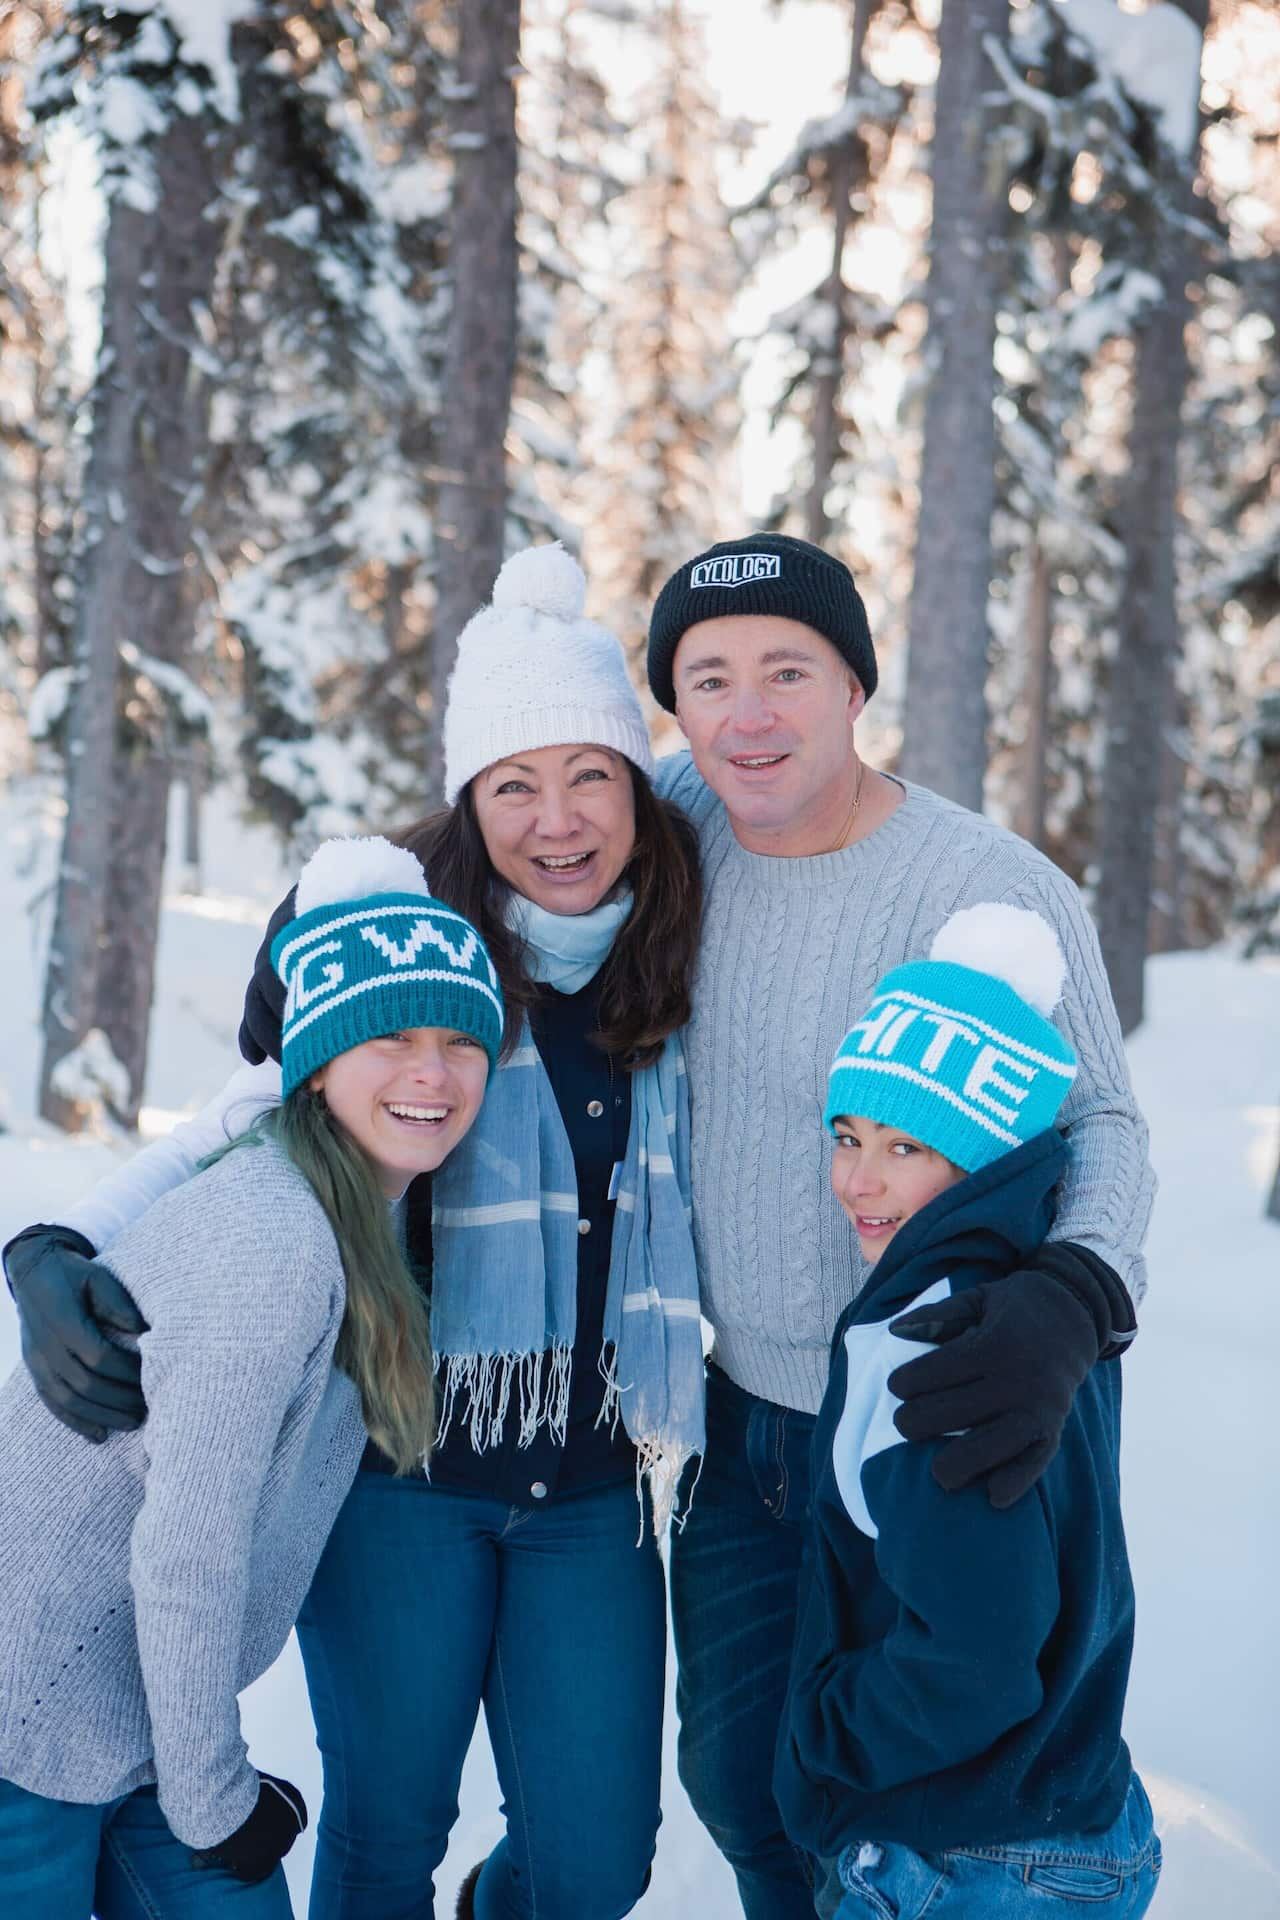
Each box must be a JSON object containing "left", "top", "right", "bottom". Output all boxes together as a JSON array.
[
  {"left": 272, "top": 837, "right": 504, "bottom": 1099},
  {"left": 825, "top": 904, "right": 1078, "bottom": 1172}
]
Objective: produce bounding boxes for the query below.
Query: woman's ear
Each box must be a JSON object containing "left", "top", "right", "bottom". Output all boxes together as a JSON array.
[{"left": 308, "top": 1066, "right": 328, "bottom": 1096}]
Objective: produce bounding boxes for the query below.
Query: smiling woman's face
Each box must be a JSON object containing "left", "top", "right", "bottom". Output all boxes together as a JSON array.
[{"left": 470, "top": 742, "right": 637, "bottom": 916}]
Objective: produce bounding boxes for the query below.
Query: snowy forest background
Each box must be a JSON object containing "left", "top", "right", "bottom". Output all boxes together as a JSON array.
[
  {"left": 1, "top": 5, "right": 1279, "bottom": 1917},
  {"left": 0, "top": 0, "right": 1278, "bottom": 1152}
]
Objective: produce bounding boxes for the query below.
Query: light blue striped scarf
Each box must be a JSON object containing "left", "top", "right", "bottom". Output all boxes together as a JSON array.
[{"left": 428, "top": 890, "right": 704, "bottom": 1530}]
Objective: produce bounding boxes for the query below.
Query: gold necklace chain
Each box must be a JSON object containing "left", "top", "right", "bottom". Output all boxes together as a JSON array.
[{"left": 825, "top": 754, "right": 866, "bottom": 855}]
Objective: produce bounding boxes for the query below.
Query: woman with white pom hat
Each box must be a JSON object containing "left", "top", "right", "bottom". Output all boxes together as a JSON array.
[
  {"left": 9, "top": 544, "right": 699, "bottom": 1920},
  {"left": 0, "top": 839, "right": 498, "bottom": 1916},
  {"left": 775, "top": 904, "right": 1159, "bottom": 1920}
]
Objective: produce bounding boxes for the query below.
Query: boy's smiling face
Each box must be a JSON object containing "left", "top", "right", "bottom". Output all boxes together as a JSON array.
[{"left": 830, "top": 1114, "right": 965, "bottom": 1263}]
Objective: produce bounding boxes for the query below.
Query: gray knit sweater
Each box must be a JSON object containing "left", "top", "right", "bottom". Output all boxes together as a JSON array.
[
  {"left": 656, "top": 754, "right": 1155, "bottom": 1414},
  {"left": 0, "top": 1141, "right": 366, "bottom": 1849}
]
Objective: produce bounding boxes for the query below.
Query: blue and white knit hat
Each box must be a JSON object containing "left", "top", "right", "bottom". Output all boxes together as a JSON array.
[
  {"left": 825, "top": 904, "right": 1078, "bottom": 1172},
  {"left": 272, "top": 837, "right": 504, "bottom": 1099}
]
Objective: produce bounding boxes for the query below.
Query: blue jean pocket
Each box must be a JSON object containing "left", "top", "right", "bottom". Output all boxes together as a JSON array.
[{"left": 1024, "top": 1861, "right": 1127, "bottom": 1900}]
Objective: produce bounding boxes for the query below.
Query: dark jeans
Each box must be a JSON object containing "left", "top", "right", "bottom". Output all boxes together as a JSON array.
[
  {"left": 0, "top": 1777, "right": 291, "bottom": 1918},
  {"left": 670, "top": 1363, "right": 818, "bottom": 1920},
  {"left": 296, "top": 1470, "right": 665, "bottom": 1920}
]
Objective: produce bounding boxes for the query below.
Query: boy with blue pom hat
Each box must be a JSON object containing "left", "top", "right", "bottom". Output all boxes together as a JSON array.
[{"left": 775, "top": 902, "right": 1161, "bottom": 1920}]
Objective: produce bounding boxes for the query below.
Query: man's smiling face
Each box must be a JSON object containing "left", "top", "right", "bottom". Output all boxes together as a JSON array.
[{"left": 672, "top": 615, "right": 864, "bottom": 855}]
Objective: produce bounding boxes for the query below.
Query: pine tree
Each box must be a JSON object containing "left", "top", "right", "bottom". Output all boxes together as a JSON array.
[
  {"left": 0, "top": 0, "right": 74, "bottom": 724},
  {"left": 425, "top": 0, "right": 521, "bottom": 801},
  {"left": 202, "top": 3, "right": 452, "bottom": 842},
  {"left": 582, "top": 0, "right": 741, "bottom": 657},
  {"left": 731, "top": 0, "right": 915, "bottom": 697},
  {"left": 35, "top": 2, "right": 232, "bottom": 1127},
  {"left": 899, "top": 0, "right": 1011, "bottom": 809}
]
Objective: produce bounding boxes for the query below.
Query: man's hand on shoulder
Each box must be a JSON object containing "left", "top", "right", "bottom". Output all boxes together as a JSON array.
[
  {"left": 3, "top": 1224, "right": 147, "bottom": 1441},
  {"left": 886, "top": 1243, "right": 1136, "bottom": 1509}
]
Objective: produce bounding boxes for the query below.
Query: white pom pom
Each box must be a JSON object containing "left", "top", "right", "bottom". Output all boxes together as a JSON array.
[
  {"left": 928, "top": 904, "right": 1066, "bottom": 1016},
  {"left": 490, "top": 542, "right": 586, "bottom": 621},
  {"left": 295, "top": 836, "right": 429, "bottom": 916}
]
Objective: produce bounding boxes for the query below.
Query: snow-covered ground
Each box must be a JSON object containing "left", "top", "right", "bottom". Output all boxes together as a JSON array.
[{"left": 2, "top": 784, "right": 1278, "bottom": 1918}]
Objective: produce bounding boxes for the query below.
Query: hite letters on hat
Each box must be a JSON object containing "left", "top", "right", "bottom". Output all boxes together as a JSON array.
[{"left": 690, "top": 553, "right": 782, "bottom": 590}]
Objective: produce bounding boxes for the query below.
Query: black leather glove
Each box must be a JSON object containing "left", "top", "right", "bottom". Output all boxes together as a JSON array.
[
  {"left": 237, "top": 886, "right": 296, "bottom": 1065},
  {"left": 191, "top": 1772, "right": 308, "bottom": 1884},
  {"left": 886, "top": 1241, "right": 1137, "bottom": 1510},
  {"left": 2, "top": 1224, "right": 147, "bottom": 1442}
]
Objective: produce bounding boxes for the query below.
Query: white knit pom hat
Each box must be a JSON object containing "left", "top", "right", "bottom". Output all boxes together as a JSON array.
[{"left": 441, "top": 543, "right": 656, "bottom": 805}]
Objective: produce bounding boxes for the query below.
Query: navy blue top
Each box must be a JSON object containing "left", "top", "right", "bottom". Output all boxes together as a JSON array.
[
  {"left": 774, "top": 1131, "right": 1135, "bottom": 1858},
  {"left": 364, "top": 973, "right": 637, "bottom": 1504}
]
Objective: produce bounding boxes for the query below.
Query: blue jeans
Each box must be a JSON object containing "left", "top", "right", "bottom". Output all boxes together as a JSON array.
[
  {"left": 669, "top": 1364, "right": 818, "bottom": 1920},
  {"left": 0, "top": 1777, "right": 291, "bottom": 1918},
  {"left": 832, "top": 1775, "right": 1162, "bottom": 1919},
  {"left": 296, "top": 1470, "right": 665, "bottom": 1920}
]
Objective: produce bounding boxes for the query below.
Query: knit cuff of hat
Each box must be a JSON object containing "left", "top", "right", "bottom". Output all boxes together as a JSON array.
[
  {"left": 647, "top": 533, "right": 876, "bottom": 712},
  {"left": 273, "top": 891, "right": 504, "bottom": 1097},
  {"left": 443, "top": 700, "right": 654, "bottom": 806},
  {"left": 824, "top": 959, "right": 1077, "bottom": 1172}
]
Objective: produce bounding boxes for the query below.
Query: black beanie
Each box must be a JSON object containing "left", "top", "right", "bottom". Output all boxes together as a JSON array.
[{"left": 647, "top": 533, "right": 877, "bottom": 713}]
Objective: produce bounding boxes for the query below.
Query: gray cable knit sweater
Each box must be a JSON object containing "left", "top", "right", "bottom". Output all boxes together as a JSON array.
[
  {"left": 0, "top": 1140, "right": 366, "bottom": 1849},
  {"left": 656, "top": 754, "right": 1156, "bottom": 1414}
]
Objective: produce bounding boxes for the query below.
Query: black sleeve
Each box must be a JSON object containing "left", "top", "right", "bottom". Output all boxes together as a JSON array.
[{"left": 237, "top": 886, "right": 297, "bottom": 1065}]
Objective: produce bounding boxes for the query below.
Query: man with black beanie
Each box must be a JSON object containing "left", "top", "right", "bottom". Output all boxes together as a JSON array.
[{"left": 646, "top": 532, "right": 1151, "bottom": 1919}]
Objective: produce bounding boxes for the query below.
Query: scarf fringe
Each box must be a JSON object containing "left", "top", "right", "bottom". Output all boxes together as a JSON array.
[
  {"left": 595, "top": 1346, "right": 625, "bottom": 1438},
  {"left": 436, "top": 1346, "right": 574, "bottom": 1455},
  {"left": 634, "top": 1438, "right": 700, "bottom": 1543}
]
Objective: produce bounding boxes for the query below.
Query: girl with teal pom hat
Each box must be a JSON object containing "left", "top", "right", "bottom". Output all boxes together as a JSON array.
[
  {"left": 776, "top": 903, "right": 1160, "bottom": 1920},
  {"left": 0, "top": 836, "right": 497, "bottom": 1916}
]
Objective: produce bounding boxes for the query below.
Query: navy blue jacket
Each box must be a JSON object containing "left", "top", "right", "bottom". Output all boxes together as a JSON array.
[
  {"left": 774, "top": 1130, "right": 1136, "bottom": 1858},
  {"left": 365, "top": 974, "right": 637, "bottom": 1504}
]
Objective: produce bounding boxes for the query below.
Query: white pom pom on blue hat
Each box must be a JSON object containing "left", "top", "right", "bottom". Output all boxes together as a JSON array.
[
  {"left": 927, "top": 902, "right": 1067, "bottom": 1017},
  {"left": 442, "top": 540, "right": 655, "bottom": 804},
  {"left": 294, "top": 835, "right": 431, "bottom": 917}
]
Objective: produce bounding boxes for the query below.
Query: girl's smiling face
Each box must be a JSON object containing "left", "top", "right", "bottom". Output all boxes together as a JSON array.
[
  {"left": 312, "top": 1027, "right": 490, "bottom": 1198},
  {"left": 829, "top": 1114, "right": 965, "bottom": 1262}
]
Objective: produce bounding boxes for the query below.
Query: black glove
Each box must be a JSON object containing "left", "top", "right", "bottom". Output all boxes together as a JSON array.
[
  {"left": 237, "top": 886, "right": 296, "bottom": 1065},
  {"left": 191, "top": 1772, "right": 308, "bottom": 1885},
  {"left": 2, "top": 1224, "right": 148, "bottom": 1443},
  {"left": 886, "top": 1241, "right": 1137, "bottom": 1510}
]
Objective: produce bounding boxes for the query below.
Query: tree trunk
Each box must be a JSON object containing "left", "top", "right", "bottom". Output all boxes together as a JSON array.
[
  {"left": 1018, "top": 540, "right": 1052, "bottom": 849},
  {"left": 425, "top": 0, "right": 521, "bottom": 802},
  {"left": 39, "top": 102, "right": 225, "bottom": 1129},
  {"left": 805, "top": 0, "right": 877, "bottom": 547},
  {"left": 1094, "top": 0, "right": 1208, "bottom": 1034},
  {"left": 1147, "top": 684, "right": 1187, "bottom": 955},
  {"left": 899, "top": 0, "right": 1010, "bottom": 810},
  {"left": 38, "top": 201, "right": 146, "bottom": 1130},
  {"left": 181, "top": 740, "right": 205, "bottom": 891},
  {"left": 1267, "top": 1131, "right": 1280, "bottom": 1223}
]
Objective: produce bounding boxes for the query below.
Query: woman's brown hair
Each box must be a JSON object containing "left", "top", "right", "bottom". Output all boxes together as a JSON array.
[{"left": 394, "top": 763, "right": 701, "bottom": 1069}]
